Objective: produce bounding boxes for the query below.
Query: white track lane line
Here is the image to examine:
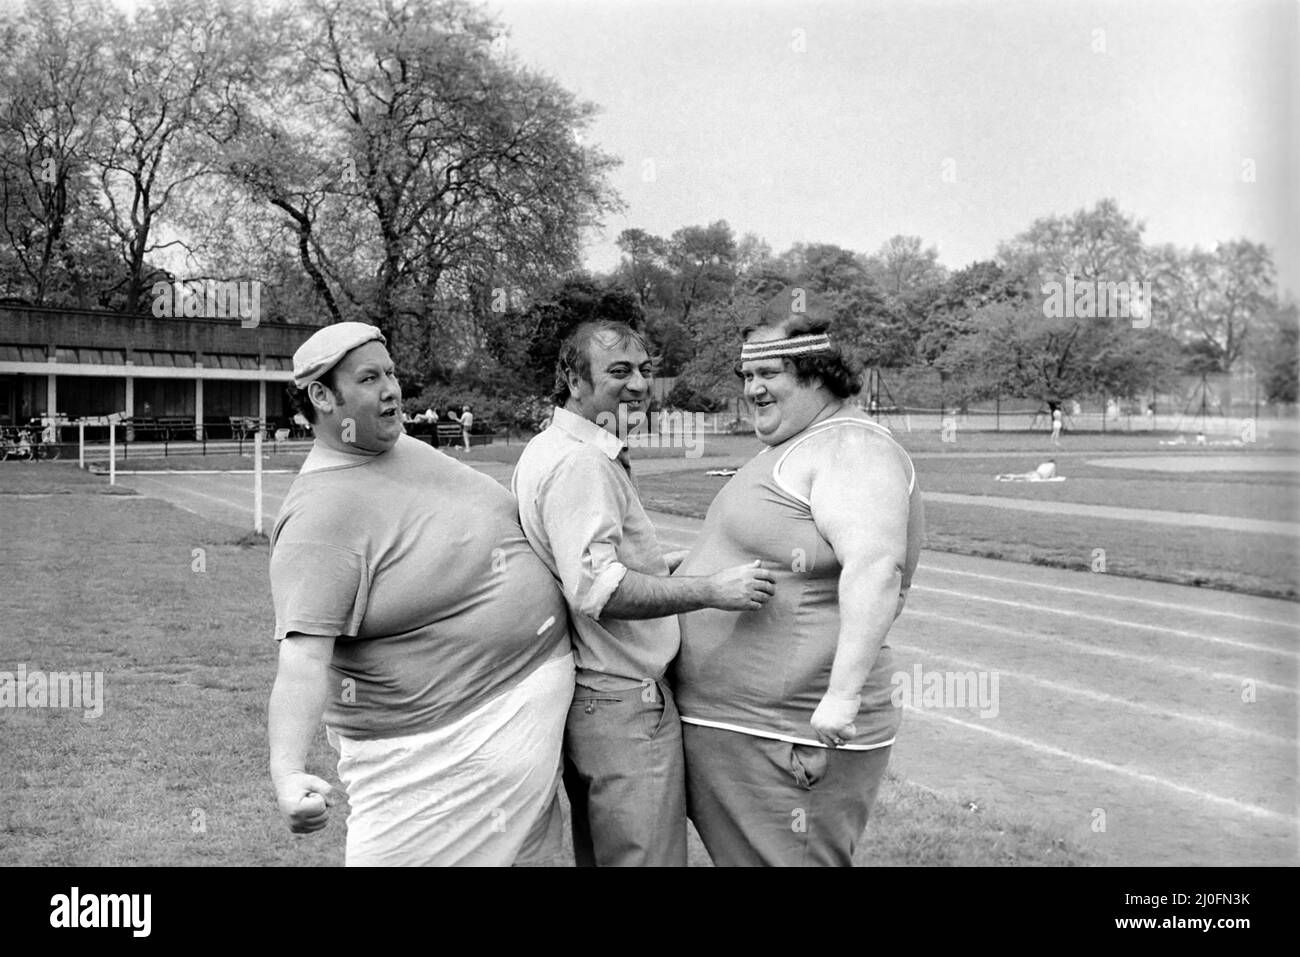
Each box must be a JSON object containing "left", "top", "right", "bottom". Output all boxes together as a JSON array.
[
  {"left": 903, "top": 708, "right": 1298, "bottom": 825},
  {"left": 924, "top": 491, "right": 1300, "bottom": 537},
  {"left": 906, "top": 610, "right": 1296, "bottom": 696},
  {"left": 127, "top": 476, "right": 284, "bottom": 527},
  {"left": 661, "top": 532, "right": 1296, "bottom": 695},
  {"left": 893, "top": 644, "right": 1294, "bottom": 746},
  {"left": 913, "top": 585, "right": 1298, "bottom": 658},
  {"left": 654, "top": 520, "right": 1297, "bottom": 634},
  {"left": 917, "top": 563, "right": 1299, "bottom": 630}
]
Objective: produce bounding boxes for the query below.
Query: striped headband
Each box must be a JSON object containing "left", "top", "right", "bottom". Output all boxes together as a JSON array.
[{"left": 740, "top": 333, "right": 834, "bottom": 362}]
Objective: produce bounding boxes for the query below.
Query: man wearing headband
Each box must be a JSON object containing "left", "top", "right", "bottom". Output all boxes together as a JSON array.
[
  {"left": 673, "top": 287, "right": 925, "bottom": 866},
  {"left": 267, "top": 321, "right": 575, "bottom": 865}
]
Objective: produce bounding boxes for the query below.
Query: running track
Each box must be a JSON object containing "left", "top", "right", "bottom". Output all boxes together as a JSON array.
[{"left": 114, "top": 464, "right": 1299, "bottom": 866}]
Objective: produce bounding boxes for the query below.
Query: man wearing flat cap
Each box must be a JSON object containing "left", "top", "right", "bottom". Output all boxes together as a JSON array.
[{"left": 267, "top": 321, "right": 575, "bottom": 865}]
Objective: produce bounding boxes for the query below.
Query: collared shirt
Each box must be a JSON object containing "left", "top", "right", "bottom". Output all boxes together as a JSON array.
[{"left": 512, "top": 406, "right": 680, "bottom": 690}]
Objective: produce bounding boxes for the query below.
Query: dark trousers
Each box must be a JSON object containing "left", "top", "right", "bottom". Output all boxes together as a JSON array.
[
  {"left": 683, "top": 723, "right": 892, "bottom": 867},
  {"left": 563, "top": 678, "right": 687, "bottom": 867}
]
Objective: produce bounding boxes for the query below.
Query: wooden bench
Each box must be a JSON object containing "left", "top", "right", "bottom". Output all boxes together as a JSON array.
[
  {"left": 124, "top": 416, "right": 194, "bottom": 441},
  {"left": 228, "top": 416, "right": 264, "bottom": 440}
]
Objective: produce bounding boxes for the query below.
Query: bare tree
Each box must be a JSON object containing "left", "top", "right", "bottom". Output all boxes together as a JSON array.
[
  {"left": 0, "top": 0, "right": 117, "bottom": 304},
  {"left": 86, "top": 0, "right": 263, "bottom": 312}
]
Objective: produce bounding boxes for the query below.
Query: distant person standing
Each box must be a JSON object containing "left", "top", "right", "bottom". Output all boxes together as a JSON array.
[
  {"left": 459, "top": 405, "right": 474, "bottom": 452},
  {"left": 1050, "top": 408, "right": 1062, "bottom": 446},
  {"left": 424, "top": 406, "right": 442, "bottom": 448}
]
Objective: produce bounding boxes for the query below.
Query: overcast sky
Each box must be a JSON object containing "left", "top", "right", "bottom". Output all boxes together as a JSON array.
[{"left": 489, "top": 0, "right": 1298, "bottom": 297}]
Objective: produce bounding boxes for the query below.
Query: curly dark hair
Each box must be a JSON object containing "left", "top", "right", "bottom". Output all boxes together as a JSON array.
[
  {"left": 738, "top": 310, "right": 862, "bottom": 398},
  {"left": 552, "top": 320, "right": 652, "bottom": 406}
]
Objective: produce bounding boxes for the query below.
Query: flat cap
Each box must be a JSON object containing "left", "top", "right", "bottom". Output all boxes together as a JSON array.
[{"left": 292, "top": 321, "right": 386, "bottom": 388}]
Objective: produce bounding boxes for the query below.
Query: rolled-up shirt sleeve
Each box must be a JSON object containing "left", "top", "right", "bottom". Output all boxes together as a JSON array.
[{"left": 538, "top": 453, "right": 630, "bottom": 621}]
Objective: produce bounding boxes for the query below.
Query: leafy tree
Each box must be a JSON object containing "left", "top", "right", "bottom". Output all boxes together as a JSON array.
[
  {"left": 642, "top": 310, "right": 691, "bottom": 377},
  {"left": 777, "top": 242, "right": 867, "bottom": 294},
  {"left": 1246, "top": 300, "right": 1299, "bottom": 404},
  {"left": 218, "top": 0, "right": 621, "bottom": 379},
  {"left": 918, "top": 261, "right": 1026, "bottom": 366},
  {"left": 665, "top": 379, "right": 724, "bottom": 412},
  {"left": 1149, "top": 240, "right": 1277, "bottom": 372},
  {"left": 831, "top": 281, "right": 912, "bottom": 368},
  {"left": 615, "top": 227, "right": 672, "bottom": 309},
  {"left": 864, "top": 234, "right": 946, "bottom": 298},
  {"left": 769, "top": 242, "right": 911, "bottom": 369},
  {"left": 667, "top": 220, "right": 736, "bottom": 326},
  {"left": 997, "top": 198, "right": 1146, "bottom": 287},
  {"left": 734, "top": 232, "right": 773, "bottom": 278},
  {"left": 667, "top": 293, "right": 756, "bottom": 410},
  {"left": 938, "top": 300, "right": 1178, "bottom": 409}
]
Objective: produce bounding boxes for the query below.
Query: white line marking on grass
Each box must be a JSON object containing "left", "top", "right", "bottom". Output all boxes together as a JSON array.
[
  {"left": 149, "top": 497, "right": 204, "bottom": 518},
  {"left": 906, "top": 610, "right": 1297, "bottom": 696},
  {"left": 128, "top": 476, "right": 280, "bottom": 525},
  {"left": 894, "top": 644, "right": 1294, "bottom": 746},
  {"left": 653, "top": 514, "right": 1297, "bottom": 630},
  {"left": 904, "top": 708, "right": 1298, "bottom": 825},
  {"left": 913, "top": 585, "right": 1299, "bottom": 659},
  {"left": 99, "top": 469, "right": 298, "bottom": 475},
  {"left": 924, "top": 491, "right": 1300, "bottom": 537},
  {"left": 185, "top": 472, "right": 289, "bottom": 500},
  {"left": 917, "top": 564, "right": 1299, "bottom": 630}
]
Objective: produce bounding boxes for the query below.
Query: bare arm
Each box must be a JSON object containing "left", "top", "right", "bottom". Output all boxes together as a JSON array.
[
  {"left": 896, "top": 489, "right": 925, "bottom": 618},
  {"left": 601, "top": 561, "right": 773, "bottom": 619},
  {"left": 806, "top": 432, "right": 917, "bottom": 744},
  {"left": 268, "top": 633, "right": 340, "bottom": 833}
]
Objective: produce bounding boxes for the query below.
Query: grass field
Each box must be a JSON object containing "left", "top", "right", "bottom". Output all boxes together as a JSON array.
[
  {"left": 90, "top": 430, "right": 1300, "bottom": 599},
  {"left": 0, "top": 465, "right": 1098, "bottom": 866},
  {"left": 630, "top": 440, "right": 1300, "bottom": 601},
  {"left": 4, "top": 427, "right": 1293, "bottom": 866}
]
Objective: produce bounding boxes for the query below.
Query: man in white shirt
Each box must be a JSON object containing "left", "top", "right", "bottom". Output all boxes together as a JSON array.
[
  {"left": 512, "top": 319, "right": 776, "bottom": 866},
  {"left": 458, "top": 405, "right": 474, "bottom": 451}
]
